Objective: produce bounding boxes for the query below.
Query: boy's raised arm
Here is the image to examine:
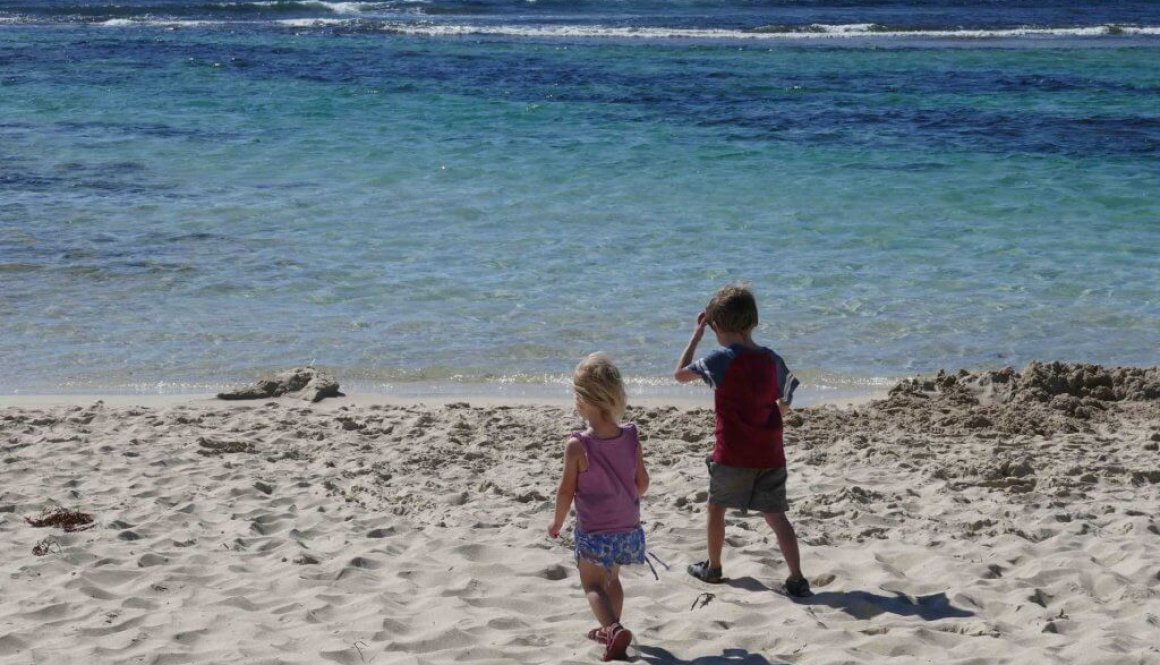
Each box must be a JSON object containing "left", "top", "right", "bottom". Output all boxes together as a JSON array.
[{"left": 674, "top": 312, "right": 709, "bottom": 383}]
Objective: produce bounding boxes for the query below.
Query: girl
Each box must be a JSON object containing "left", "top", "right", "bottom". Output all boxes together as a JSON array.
[{"left": 548, "top": 353, "right": 650, "bottom": 662}]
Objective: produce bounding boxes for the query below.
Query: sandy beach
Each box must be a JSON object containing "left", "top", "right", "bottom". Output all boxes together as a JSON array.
[{"left": 1, "top": 362, "right": 1158, "bottom": 665}]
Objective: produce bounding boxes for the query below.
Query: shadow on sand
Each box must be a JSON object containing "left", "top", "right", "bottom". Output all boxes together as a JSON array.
[
  {"left": 637, "top": 645, "right": 782, "bottom": 665},
  {"left": 641, "top": 560, "right": 977, "bottom": 662},
  {"left": 722, "top": 576, "right": 771, "bottom": 592},
  {"left": 634, "top": 590, "right": 974, "bottom": 663},
  {"left": 802, "top": 590, "right": 975, "bottom": 621},
  {"left": 697, "top": 576, "right": 975, "bottom": 621}
]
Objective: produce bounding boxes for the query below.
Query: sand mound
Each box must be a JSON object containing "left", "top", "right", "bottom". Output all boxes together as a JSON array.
[{"left": 884, "top": 362, "right": 1159, "bottom": 436}]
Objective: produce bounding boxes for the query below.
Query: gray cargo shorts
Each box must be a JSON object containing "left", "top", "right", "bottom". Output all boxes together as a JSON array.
[{"left": 706, "top": 457, "right": 789, "bottom": 513}]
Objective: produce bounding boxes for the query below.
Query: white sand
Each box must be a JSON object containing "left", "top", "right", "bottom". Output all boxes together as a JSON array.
[{"left": 1, "top": 364, "right": 1158, "bottom": 664}]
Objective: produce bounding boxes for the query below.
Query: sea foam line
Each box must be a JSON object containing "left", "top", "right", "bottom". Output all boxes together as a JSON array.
[
  {"left": 8, "top": 17, "right": 1158, "bottom": 39},
  {"left": 248, "top": 0, "right": 388, "bottom": 13},
  {"left": 97, "top": 18, "right": 224, "bottom": 27},
  {"left": 372, "top": 22, "right": 1160, "bottom": 40}
]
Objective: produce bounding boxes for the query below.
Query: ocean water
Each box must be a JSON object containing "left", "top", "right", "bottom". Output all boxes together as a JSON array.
[{"left": 1, "top": 1, "right": 1158, "bottom": 401}]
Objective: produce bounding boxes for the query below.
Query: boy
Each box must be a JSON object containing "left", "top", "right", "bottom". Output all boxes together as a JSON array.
[{"left": 673, "top": 283, "right": 810, "bottom": 597}]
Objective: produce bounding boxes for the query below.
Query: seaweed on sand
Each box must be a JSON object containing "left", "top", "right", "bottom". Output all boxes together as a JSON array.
[{"left": 25, "top": 507, "right": 95, "bottom": 532}]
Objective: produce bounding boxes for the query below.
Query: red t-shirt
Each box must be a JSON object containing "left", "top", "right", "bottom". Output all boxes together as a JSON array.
[{"left": 688, "top": 345, "right": 799, "bottom": 468}]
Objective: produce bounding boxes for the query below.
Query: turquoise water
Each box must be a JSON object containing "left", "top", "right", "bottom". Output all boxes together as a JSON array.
[{"left": 1, "top": 3, "right": 1158, "bottom": 399}]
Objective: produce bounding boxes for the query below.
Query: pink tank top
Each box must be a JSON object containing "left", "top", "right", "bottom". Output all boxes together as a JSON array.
[{"left": 573, "top": 423, "right": 641, "bottom": 536}]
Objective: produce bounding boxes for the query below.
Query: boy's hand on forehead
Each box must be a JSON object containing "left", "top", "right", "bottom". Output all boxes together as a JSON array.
[{"left": 695, "top": 311, "right": 709, "bottom": 334}]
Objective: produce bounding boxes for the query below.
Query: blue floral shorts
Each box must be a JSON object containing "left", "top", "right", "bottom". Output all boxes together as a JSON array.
[{"left": 574, "top": 526, "right": 648, "bottom": 570}]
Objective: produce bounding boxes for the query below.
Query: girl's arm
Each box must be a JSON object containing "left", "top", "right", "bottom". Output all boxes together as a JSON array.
[
  {"left": 634, "top": 440, "right": 650, "bottom": 496},
  {"left": 548, "top": 438, "right": 583, "bottom": 538}
]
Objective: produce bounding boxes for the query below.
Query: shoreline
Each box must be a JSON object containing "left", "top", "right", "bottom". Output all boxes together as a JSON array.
[{"left": 0, "top": 384, "right": 885, "bottom": 411}]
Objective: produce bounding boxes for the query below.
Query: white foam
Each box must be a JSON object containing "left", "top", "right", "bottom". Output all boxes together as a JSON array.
[
  {"left": 376, "top": 22, "right": 1160, "bottom": 41},
  {"left": 237, "top": 0, "right": 383, "bottom": 9},
  {"left": 10, "top": 15, "right": 1159, "bottom": 39},
  {"left": 96, "top": 15, "right": 352, "bottom": 29},
  {"left": 810, "top": 23, "right": 880, "bottom": 34},
  {"left": 98, "top": 18, "right": 222, "bottom": 28},
  {"left": 274, "top": 17, "right": 353, "bottom": 27},
  {"left": 301, "top": 1, "right": 378, "bottom": 14}
]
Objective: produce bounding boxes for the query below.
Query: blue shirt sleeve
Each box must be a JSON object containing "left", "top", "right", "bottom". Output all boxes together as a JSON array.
[
  {"left": 687, "top": 348, "right": 734, "bottom": 390},
  {"left": 771, "top": 352, "right": 800, "bottom": 406}
]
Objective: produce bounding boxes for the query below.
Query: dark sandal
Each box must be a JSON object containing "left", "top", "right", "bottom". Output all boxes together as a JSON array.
[
  {"left": 687, "top": 560, "right": 723, "bottom": 584},
  {"left": 785, "top": 575, "right": 812, "bottom": 598},
  {"left": 586, "top": 627, "right": 608, "bottom": 643},
  {"left": 602, "top": 624, "right": 632, "bottom": 662}
]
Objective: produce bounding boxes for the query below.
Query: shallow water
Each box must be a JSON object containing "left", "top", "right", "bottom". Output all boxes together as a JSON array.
[{"left": 1, "top": 1, "right": 1158, "bottom": 399}]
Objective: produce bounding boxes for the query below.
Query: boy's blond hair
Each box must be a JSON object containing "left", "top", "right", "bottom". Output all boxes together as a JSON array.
[
  {"left": 705, "top": 283, "right": 758, "bottom": 333},
  {"left": 573, "top": 353, "right": 627, "bottom": 421}
]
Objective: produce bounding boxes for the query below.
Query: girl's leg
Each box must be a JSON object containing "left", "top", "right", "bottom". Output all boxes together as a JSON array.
[
  {"left": 581, "top": 562, "right": 633, "bottom": 661},
  {"left": 577, "top": 560, "right": 617, "bottom": 627},
  {"left": 604, "top": 566, "right": 624, "bottom": 620}
]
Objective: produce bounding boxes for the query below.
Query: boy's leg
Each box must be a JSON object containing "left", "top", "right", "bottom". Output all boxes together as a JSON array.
[
  {"left": 691, "top": 459, "right": 750, "bottom": 580},
  {"left": 763, "top": 511, "right": 802, "bottom": 579},
  {"left": 577, "top": 560, "right": 618, "bottom": 627},
  {"left": 707, "top": 503, "right": 727, "bottom": 569}
]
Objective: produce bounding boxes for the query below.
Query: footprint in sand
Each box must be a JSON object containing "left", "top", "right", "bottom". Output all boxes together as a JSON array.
[
  {"left": 137, "top": 553, "right": 168, "bottom": 567},
  {"left": 813, "top": 573, "right": 836, "bottom": 588},
  {"left": 538, "top": 564, "right": 569, "bottom": 581}
]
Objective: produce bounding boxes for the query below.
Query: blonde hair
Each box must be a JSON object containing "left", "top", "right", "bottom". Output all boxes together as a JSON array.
[
  {"left": 573, "top": 353, "right": 627, "bottom": 421},
  {"left": 705, "top": 283, "right": 758, "bottom": 333}
]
